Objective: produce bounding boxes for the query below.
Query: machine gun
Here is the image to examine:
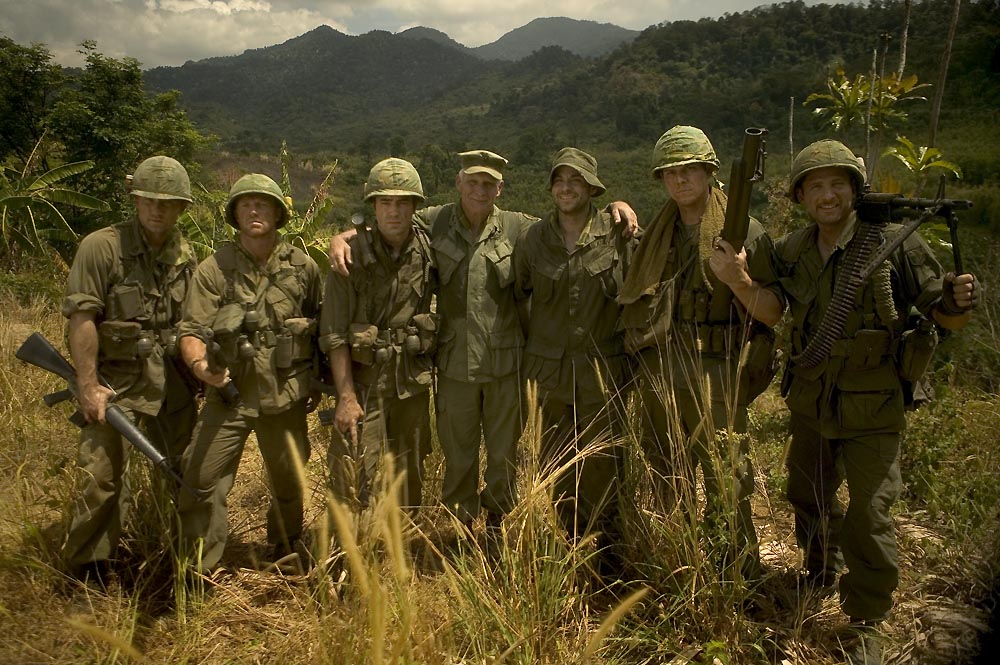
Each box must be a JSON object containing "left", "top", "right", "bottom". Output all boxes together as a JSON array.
[
  {"left": 708, "top": 127, "right": 768, "bottom": 322},
  {"left": 16, "top": 332, "right": 203, "bottom": 496},
  {"left": 792, "top": 178, "right": 973, "bottom": 370}
]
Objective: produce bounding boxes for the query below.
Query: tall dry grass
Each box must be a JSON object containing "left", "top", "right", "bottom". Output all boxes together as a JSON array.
[{"left": 1, "top": 285, "right": 998, "bottom": 664}]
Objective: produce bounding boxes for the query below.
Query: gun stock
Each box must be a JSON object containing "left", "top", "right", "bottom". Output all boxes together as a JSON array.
[
  {"left": 708, "top": 127, "right": 768, "bottom": 323},
  {"left": 16, "top": 332, "right": 203, "bottom": 496}
]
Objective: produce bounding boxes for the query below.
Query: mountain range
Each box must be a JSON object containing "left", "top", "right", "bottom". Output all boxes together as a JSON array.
[
  {"left": 143, "top": 0, "right": 1000, "bottom": 183},
  {"left": 397, "top": 17, "right": 639, "bottom": 60}
]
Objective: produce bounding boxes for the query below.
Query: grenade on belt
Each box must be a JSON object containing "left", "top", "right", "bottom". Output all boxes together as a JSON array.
[
  {"left": 163, "top": 331, "right": 178, "bottom": 357},
  {"left": 375, "top": 346, "right": 392, "bottom": 364},
  {"left": 236, "top": 334, "right": 256, "bottom": 359},
  {"left": 136, "top": 332, "right": 154, "bottom": 358},
  {"left": 244, "top": 310, "right": 261, "bottom": 332},
  {"left": 404, "top": 326, "right": 421, "bottom": 355}
]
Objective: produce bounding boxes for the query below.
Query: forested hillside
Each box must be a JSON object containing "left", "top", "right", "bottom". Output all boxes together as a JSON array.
[{"left": 140, "top": 0, "right": 999, "bottom": 172}]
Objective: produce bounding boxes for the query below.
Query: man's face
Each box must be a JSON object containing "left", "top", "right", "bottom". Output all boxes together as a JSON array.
[
  {"left": 550, "top": 165, "right": 595, "bottom": 217},
  {"left": 373, "top": 196, "right": 416, "bottom": 246},
  {"left": 796, "top": 166, "right": 856, "bottom": 229},
  {"left": 234, "top": 194, "right": 281, "bottom": 239},
  {"left": 456, "top": 171, "right": 503, "bottom": 220},
  {"left": 134, "top": 196, "right": 187, "bottom": 244},
  {"left": 659, "top": 163, "right": 712, "bottom": 208}
]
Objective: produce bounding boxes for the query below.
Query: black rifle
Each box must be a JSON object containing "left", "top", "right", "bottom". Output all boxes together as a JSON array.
[
  {"left": 16, "top": 332, "right": 203, "bottom": 496},
  {"left": 203, "top": 327, "right": 241, "bottom": 406},
  {"left": 708, "top": 127, "right": 768, "bottom": 322}
]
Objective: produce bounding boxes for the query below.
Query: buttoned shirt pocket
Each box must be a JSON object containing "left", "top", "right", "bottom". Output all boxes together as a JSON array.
[
  {"left": 784, "top": 370, "right": 823, "bottom": 421},
  {"left": 834, "top": 366, "right": 905, "bottom": 432},
  {"left": 533, "top": 258, "right": 563, "bottom": 304},
  {"left": 490, "top": 329, "right": 522, "bottom": 378},
  {"left": 485, "top": 238, "right": 515, "bottom": 289},
  {"left": 524, "top": 339, "right": 565, "bottom": 391},
  {"left": 435, "top": 238, "right": 465, "bottom": 286},
  {"left": 584, "top": 245, "right": 619, "bottom": 299}
]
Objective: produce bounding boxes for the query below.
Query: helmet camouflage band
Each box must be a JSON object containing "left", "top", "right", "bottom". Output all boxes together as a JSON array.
[
  {"left": 364, "top": 158, "right": 425, "bottom": 202},
  {"left": 225, "top": 173, "right": 290, "bottom": 229},
  {"left": 651, "top": 125, "right": 720, "bottom": 179},
  {"left": 788, "top": 139, "right": 866, "bottom": 199},
  {"left": 130, "top": 155, "right": 192, "bottom": 202}
]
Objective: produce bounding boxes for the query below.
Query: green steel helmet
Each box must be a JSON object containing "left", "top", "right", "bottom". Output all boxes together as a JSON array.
[
  {"left": 788, "top": 139, "right": 866, "bottom": 199},
  {"left": 363, "top": 158, "right": 425, "bottom": 202},
  {"left": 225, "top": 173, "right": 290, "bottom": 229},
  {"left": 130, "top": 155, "right": 192, "bottom": 202},
  {"left": 651, "top": 125, "right": 720, "bottom": 179}
]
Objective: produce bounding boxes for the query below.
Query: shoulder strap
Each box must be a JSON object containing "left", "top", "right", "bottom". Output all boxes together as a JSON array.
[{"left": 214, "top": 243, "right": 239, "bottom": 302}]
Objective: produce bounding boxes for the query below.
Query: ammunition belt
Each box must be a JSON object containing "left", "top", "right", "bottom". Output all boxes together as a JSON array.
[{"left": 793, "top": 220, "right": 885, "bottom": 369}]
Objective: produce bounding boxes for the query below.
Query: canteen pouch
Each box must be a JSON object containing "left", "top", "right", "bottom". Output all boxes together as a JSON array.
[{"left": 898, "top": 320, "right": 938, "bottom": 383}]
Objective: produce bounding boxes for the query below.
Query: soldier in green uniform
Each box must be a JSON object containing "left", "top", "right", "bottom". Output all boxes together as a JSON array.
[
  {"left": 320, "top": 158, "right": 436, "bottom": 513},
  {"left": 711, "top": 139, "right": 979, "bottom": 664},
  {"left": 178, "top": 173, "right": 323, "bottom": 573},
  {"left": 512, "top": 147, "right": 635, "bottom": 570},
  {"left": 329, "top": 151, "right": 636, "bottom": 530},
  {"left": 62, "top": 155, "right": 198, "bottom": 582},
  {"left": 618, "top": 126, "right": 767, "bottom": 579}
]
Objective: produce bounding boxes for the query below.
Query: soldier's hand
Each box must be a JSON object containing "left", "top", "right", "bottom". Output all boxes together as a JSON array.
[
  {"left": 328, "top": 233, "right": 353, "bottom": 277},
  {"left": 334, "top": 396, "right": 364, "bottom": 444},
  {"left": 78, "top": 381, "right": 115, "bottom": 424},
  {"left": 708, "top": 238, "right": 752, "bottom": 289},
  {"left": 607, "top": 201, "right": 639, "bottom": 238},
  {"left": 190, "top": 358, "right": 230, "bottom": 389},
  {"left": 942, "top": 272, "right": 980, "bottom": 313}
]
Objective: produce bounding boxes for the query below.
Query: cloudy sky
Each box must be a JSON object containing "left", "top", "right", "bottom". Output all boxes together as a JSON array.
[{"left": 1, "top": 0, "right": 850, "bottom": 69}]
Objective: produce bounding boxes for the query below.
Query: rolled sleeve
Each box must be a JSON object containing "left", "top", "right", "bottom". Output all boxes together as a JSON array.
[
  {"left": 318, "top": 270, "right": 355, "bottom": 354},
  {"left": 62, "top": 230, "right": 116, "bottom": 318},
  {"left": 178, "top": 257, "right": 224, "bottom": 341}
]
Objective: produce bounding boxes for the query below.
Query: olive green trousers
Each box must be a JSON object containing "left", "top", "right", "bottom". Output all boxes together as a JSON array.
[
  {"left": 787, "top": 413, "right": 901, "bottom": 620},
  {"left": 64, "top": 394, "right": 196, "bottom": 568},
  {"left": 178, "top": 399, "right": 310, "bottom": 572},
  {"left": 436, "top": 373, "right": 524, "bottom": 522}
]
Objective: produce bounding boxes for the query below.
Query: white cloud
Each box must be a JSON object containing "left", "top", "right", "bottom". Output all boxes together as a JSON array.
[
  {"left": 156, "top": 0, "right": 273, "bottom": 15},
  {"left": 0, "top": 0, "right": 852, "bottom": 67}
]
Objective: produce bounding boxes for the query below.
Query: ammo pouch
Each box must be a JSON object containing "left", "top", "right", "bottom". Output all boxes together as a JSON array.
[
  {"left": 743, "top": 326, "right": 779, "bottom": 401},
  {"left": 348, "top": 323, "right": 379, "bottom": 366},
  {"left": 275, "top": 317, "right": 316, "bottom": 369},
  {"left": 110, "top": 283, "right": 146, "bottom": 321},
  {"left": 410, "top": 313, "right": 439, "bottom": 354},
  {"left": 898, "top": 319, "right": 938, "bottom": 383},
  {"left": 98, "top": 320, "right": 144, "bottom": 360}
]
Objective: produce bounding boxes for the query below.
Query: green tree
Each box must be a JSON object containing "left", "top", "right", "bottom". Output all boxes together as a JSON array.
[
  {"left": 0, "top": 37, "right": 65, "bottom": 163},
  {"left": 1, "top": 137, "right": 109, "bottom": 262},
  {"left": 45, "top": 41, "right": 213, "bottom": 234}
]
